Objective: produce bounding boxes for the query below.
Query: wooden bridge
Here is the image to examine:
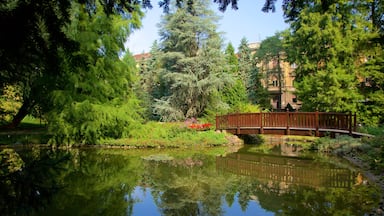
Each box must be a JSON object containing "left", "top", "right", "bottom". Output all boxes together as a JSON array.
[{"left": 216, "top": 111, "right": 371, "bottom": 137}]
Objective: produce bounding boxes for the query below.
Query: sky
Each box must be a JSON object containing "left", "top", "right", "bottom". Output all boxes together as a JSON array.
[{"left": 125, "top": 0, "right": 289, "bottom": 54}]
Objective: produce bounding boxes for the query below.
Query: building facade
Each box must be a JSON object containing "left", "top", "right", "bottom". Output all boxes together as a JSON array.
[{"left": 249, "top": 42, "right": 301, "bottom": 111}]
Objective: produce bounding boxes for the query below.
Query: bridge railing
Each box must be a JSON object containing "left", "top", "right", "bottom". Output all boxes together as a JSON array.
[{"left": 216, "top": 111, "right": 357, "bottom": 136}]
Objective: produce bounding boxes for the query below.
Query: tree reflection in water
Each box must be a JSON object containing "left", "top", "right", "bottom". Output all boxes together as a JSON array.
[
  {"left": 0, "top": 147, "right": 380, "bottom": 215},
  {"left": 0, "top": 147, "right": 70, "bottom": 215}
]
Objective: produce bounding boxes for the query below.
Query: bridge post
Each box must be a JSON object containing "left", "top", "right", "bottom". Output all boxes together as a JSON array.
[
  {"left": 286, "top": 108, "right": 290, "bottom": 135},
  {"left": 349, "top": 112, "right": 352, "bottom": 135},
  {"left": 215, "top": 114, "right": 219, "bottom": 131},
  {"left": 236, "top": 112, "right": 240, "bottom": 134},
  {"left": 315, "top": 109, "right": 319, "bottom": 137},
  {"left": 260, "top": 111, "right": 264, "bottom": 134}
]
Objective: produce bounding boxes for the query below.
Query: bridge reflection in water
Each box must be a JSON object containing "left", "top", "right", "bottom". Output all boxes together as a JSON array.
[{"left": 216, "top": 150, "right": 357, "bottom": 190}]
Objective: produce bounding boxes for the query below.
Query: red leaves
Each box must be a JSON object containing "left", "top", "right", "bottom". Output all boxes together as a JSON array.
[{"left": 188, "top": 123, "right": 212, "bottom": 130}]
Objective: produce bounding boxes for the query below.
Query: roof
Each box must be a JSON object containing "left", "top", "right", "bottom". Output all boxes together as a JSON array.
[{"left": 133, "top": 53, "right": 151, "bottom": 61}]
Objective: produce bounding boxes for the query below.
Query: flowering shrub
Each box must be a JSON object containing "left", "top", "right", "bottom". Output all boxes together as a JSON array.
[{"left": 188, "top": 123, "right": 213, "bottom": 130}]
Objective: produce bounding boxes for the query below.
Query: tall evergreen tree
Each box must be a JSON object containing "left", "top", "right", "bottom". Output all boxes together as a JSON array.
[
  {"left": 225, "top": 43, "right": 239, "bottom": 73},
  {"left": 48, "top": 2, "right": 143, "bottom": 144},
  {"left": 237, "top": 37, "right": 253, "bottom": 88},
  {"left": 220, "top": 43, "right": 247, "bottom": 110},
  {"left": 284, "top": 0, "right": 374, "bottom": 114},
  {"left": 153, "top": 0, "right": 231, "bottom": 121}
]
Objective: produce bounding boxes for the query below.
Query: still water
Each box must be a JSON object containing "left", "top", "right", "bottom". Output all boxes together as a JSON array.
[{"left": 1, "top": 144, "right": 381, "bottom": 216}]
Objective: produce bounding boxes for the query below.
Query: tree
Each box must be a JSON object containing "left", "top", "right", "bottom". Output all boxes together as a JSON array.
[
  {"left": 248, "top": 67, "right": 271, "bottom": 109},
  {"left": 358, "top": 42, "right": 384, "bottom": 125},
  {"left": 225, "top": 43, "right": 239, "bottom": 73},
  {"left": 0, "top": 0, "right": 292, "bottom": 128},
  {"left": 237, "top": 37, "right": 253, "bottom": 87},
  {"left": 283, "top": 0, "right": 374, "bottom": 114},
  {"left": 0, "top": 0, "right": 146, "bottom": 128},
  {"left": 220, "top": 43, "right": 247, "bottom": 111},
  {"left": 48, "top": 2, "right": 143, "bottom": 144},
  {"left": 255, "top": 33, "right": 285, "bottom": 110},
  {"left": 153, "top": 0, "right": 232, "bottom": 121}
]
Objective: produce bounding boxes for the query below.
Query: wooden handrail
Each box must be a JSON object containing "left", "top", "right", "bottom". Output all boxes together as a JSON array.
[{"left": 216, "top": 111, "right": 358, "bottom": 137}]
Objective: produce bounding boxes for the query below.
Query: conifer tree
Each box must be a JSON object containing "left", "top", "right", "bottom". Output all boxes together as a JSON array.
[
  {"left": 153, "top": 0, "right": 232, "bottom": 121},
  {"left": 284, "top": 0, "right": 373, "bottom": 114},
  {"left": 221, "top": 43, "right": 247, "bottom": 111},
  {"left": 237, "top": 37, "right": 253, "bottom": 88},
  {"left": 48, "top": 2, "right": 143, "bottom": 144}
]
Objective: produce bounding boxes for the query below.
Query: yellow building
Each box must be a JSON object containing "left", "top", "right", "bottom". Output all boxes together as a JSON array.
[{"left": 249, "top": 42, "right": 301, "bottom": 111}]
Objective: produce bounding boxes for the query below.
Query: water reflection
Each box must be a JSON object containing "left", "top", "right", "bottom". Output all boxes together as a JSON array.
[
  {"left": 217, "top": 152, "right": 355, "bottom": 189},
  {"left": 0, "top": 146, "right": 380, "bottom": 215}
]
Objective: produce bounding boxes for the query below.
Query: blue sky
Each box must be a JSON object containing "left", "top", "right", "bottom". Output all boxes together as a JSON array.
[{"left": 125, "top": 0, "right": 289, "bottom": 54}]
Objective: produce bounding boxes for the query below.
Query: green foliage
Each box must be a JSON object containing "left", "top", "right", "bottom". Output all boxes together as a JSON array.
[
  {"left": 358, "top": 125, "right": 384, "bottom": 136},
  {"left": 224, "top": 43, "right": 239, "bottom": 73},
  {"left": 312, "top": 135, "right": 369, "bottom": 153},
  {"left": 359, "top": 44, "right": 384, "bottom": 125},
  {"left": 0, "top": 0, "right": 145, "bottom": 128},
  {"left": 49, "top": 99, "right": 143, "bottom": 145},
  {"left": 153, "top": 0, "right": 232, "bottom": 121},
  {"left": 237, "top": 37, "right": 253, "bottom": 87},
  {"left": 248, "top": 67, "right": 271, "bottom": 109},
  {"left": 357, "top": 126, "right": 384, "bottom": 173},
  {"left": 284, "top": 0, "right": 376, "bottom": 114},
  {"left": 135, "top": 41, "right": 163, "bottom": 120},
  {"left": 105, "top": 122, "right": 228, "bottom": 147},
  {"left": 0, "top": 149, "right": 24, "bottom": 177},
  {"left": 220, "top": 43, "right": 248, "bottom": 111},
  {"left": 46, "top": 3, "right": 144, "bottom": 145},
  {"left": 221, "top": 78, "right": 247, "bottom": 107},
  {"left": 0, "top": 85, "right": 22, "bottom": 124},
  {"left": 296, "top": 68, "right": 361, "bottom": 112}
]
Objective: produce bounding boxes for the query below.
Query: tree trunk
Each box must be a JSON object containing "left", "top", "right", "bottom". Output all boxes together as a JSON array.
[
  {"left": 1, "top": 99, "right": 35, "bottom": 129},
  {"left": 277, "top": 53, "right": 283, "bottom": 110}
]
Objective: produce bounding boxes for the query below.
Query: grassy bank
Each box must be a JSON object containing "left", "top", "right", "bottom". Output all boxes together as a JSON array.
[
  {"left": 102, "top": 122, "right": 235, "bottom": 148},
  {"left": 0, "top": 118, "right": 241, "bottom": 148}
]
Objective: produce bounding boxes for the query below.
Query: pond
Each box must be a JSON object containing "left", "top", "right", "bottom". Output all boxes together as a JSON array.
[{"left": 0, "top": 143, "right": 381, "bottom": 216}]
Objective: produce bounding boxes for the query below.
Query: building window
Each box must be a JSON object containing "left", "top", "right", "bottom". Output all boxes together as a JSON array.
[
  {"left": 270, "top": 76, "right": 279, "bottom": 87},
  {"left": 272, "top": 80, "right": 279, "bottom": 87}
]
